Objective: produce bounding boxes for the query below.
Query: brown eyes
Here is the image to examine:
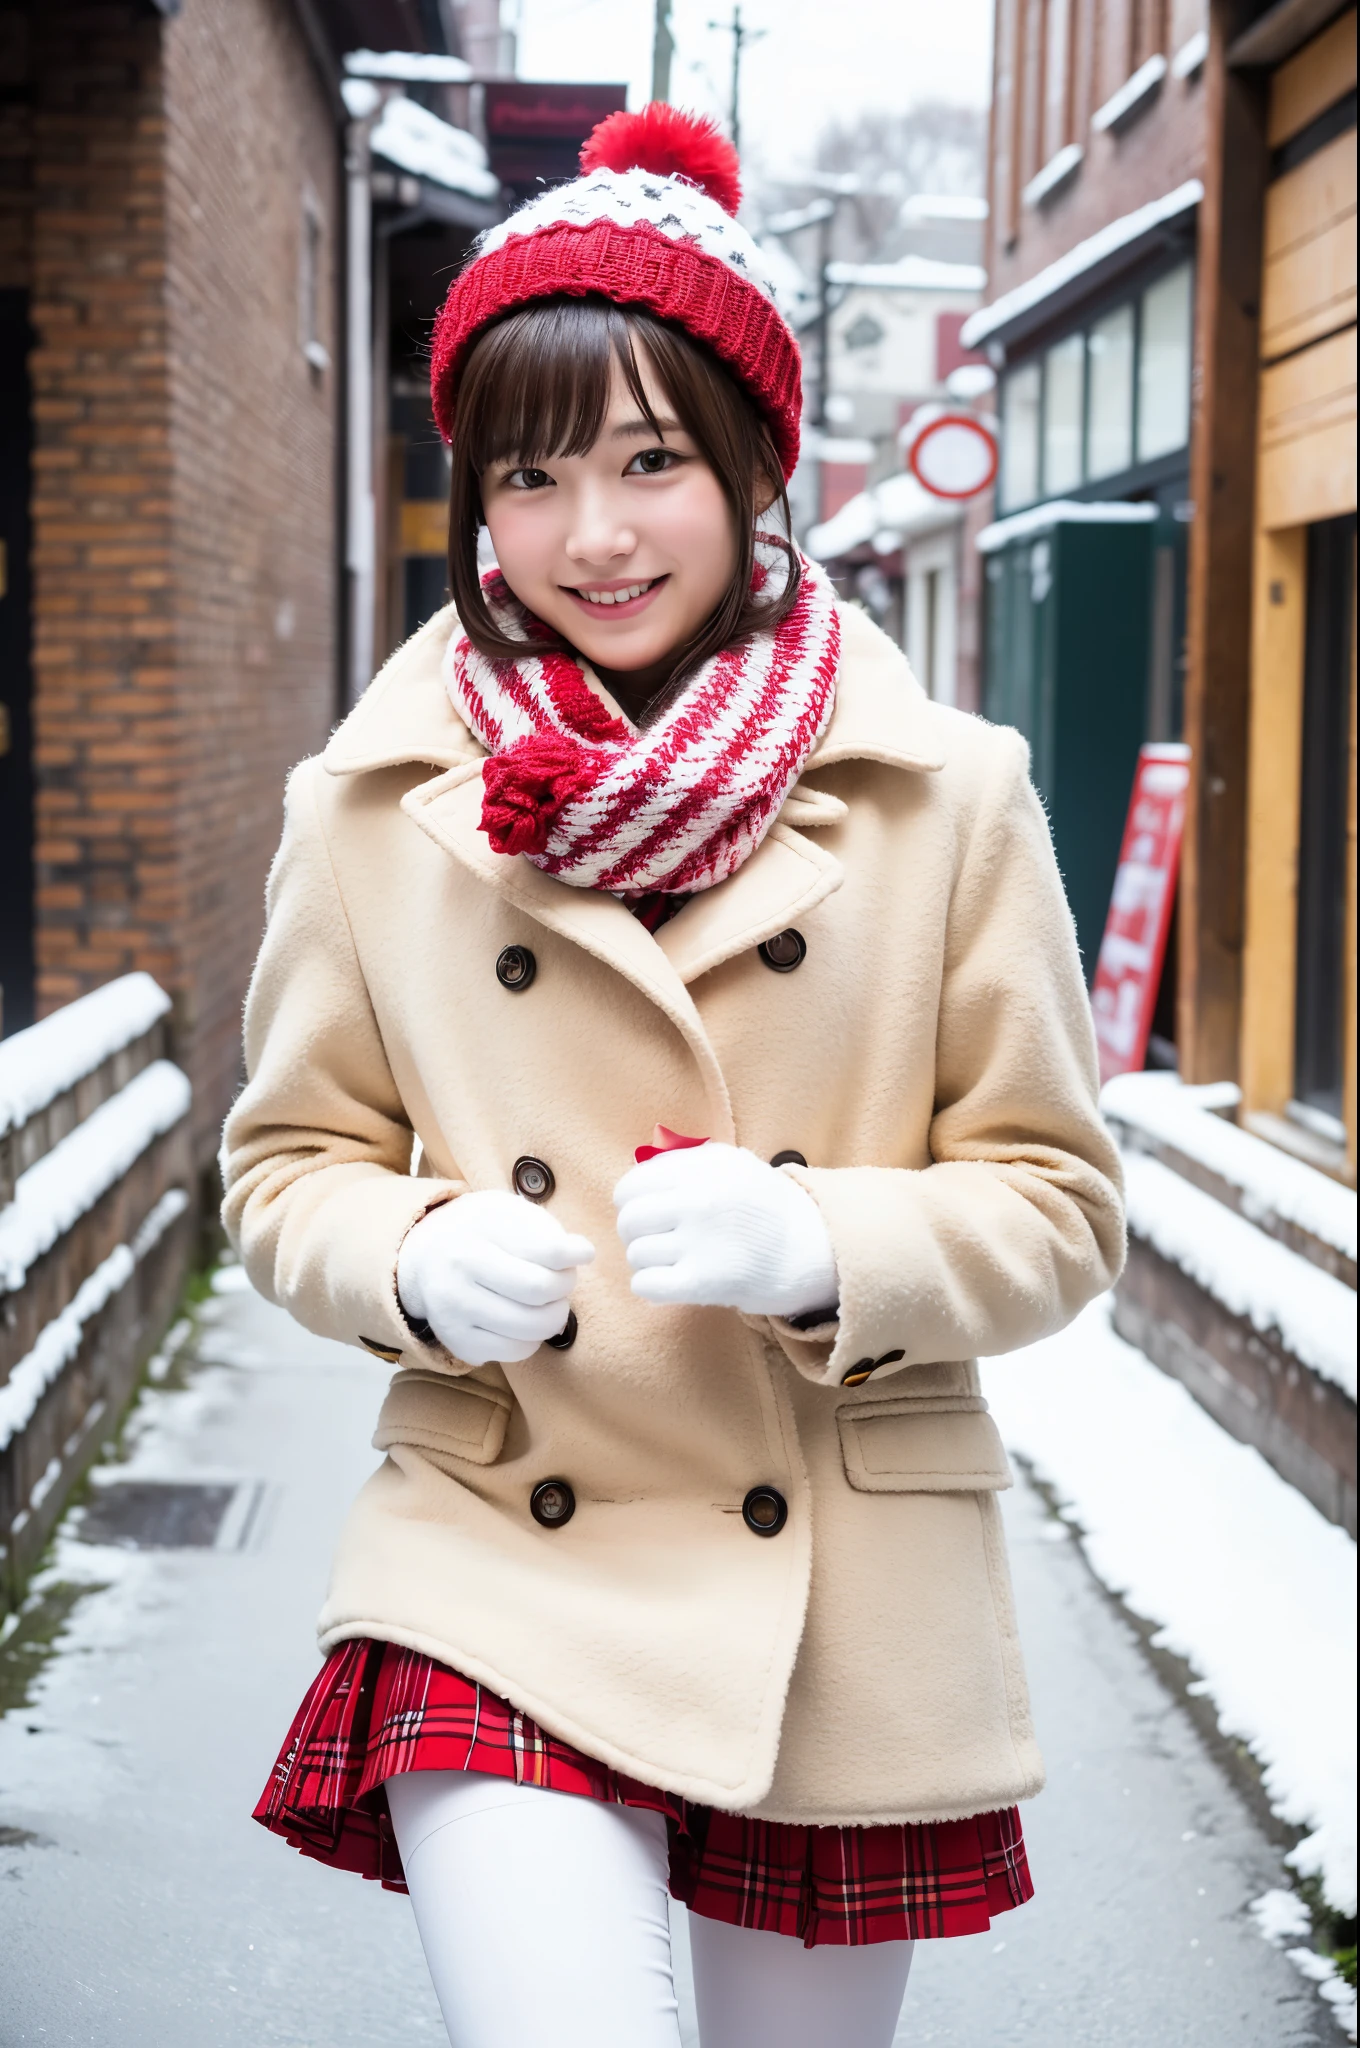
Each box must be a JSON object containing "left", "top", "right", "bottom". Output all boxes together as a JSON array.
[
  {"left": 500, "top": 448, "right": 679, "bottom": 490},
  {"left": 627, "top": 448, "right": 678, "bottom": 475}
]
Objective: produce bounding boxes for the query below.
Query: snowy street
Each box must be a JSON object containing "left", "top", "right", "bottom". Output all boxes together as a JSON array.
[{"left": 0, "top": 1275, "right": 1342, "bottom": 2046}]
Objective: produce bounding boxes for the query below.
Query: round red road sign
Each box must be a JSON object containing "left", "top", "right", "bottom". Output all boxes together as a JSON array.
[{"left": 908, "top": 413, "right": 999, "bottom": 500}]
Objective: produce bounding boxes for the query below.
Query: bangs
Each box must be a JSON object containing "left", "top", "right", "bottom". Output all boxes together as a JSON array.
[{"left": 457, "top": 298, "right": 670, "bottom": 473}]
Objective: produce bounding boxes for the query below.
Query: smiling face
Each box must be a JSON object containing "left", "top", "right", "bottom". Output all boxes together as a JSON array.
[
  {"left": 447, "top": 298, "right": 796, "bottom": 722},
  {"left": 480, "top": 347, "right": 737, "bottom": 708}
]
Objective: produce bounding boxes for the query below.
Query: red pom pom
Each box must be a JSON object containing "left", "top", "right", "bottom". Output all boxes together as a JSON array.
[
  {"left": 480, "top": 733, "right": 604, "bottom": 858},
  {"left": 581, "top": 104, "right": 742, "bottom": 217}
]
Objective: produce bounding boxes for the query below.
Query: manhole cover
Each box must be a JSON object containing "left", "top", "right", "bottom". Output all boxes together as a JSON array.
[{"left": 76, "top": 1481, "right": 264, "bottom": 1551}]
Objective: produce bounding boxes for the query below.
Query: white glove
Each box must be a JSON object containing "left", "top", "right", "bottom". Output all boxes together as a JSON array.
[
  {"left": 397, "top": 1191, "right": 595, "bottom": 1367},
  {"left": 613, "top": 1143, "right": 839, "bottom": 1319}
]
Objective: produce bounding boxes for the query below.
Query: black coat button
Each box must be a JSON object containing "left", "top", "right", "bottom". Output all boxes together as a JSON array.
[
  {"left": 496, "top": 945, "right": 537, "bottom": 991},
  {"left": 545, "top": 1309, "right": 578, "bottom": 1351},
  {"left": 770, "top": 1149, "right": 807, "bottom": 1169},
  {"left": 742, "top": 1486, "right": 788, "bottom": 1536},
  {"left": 841, "top": 1358, "right": 877, "bottom": 1387},
  {"left": 530, "top": 1478, "right": 576, "bottom": 1527},
  {"left": 759, "top": 929, "right": 806, "bottom": 972},
  {"left": 513, "top": 1156, "right": 555, "bottom": 1202}
]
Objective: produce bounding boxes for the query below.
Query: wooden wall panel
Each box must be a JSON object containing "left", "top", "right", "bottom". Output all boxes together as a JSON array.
[
  {"left": 1239, "top": 525, "right": 1307, "bottom": 1117},
  {"left": 1260, "top": 131, "right": 1357, "bottom": 359},
  {"left": 1258, "top": 325, "right": 1358, "bottom": 527},
  {"left": 1179, "top": 12, "right": 1268, "bottom": 1084},
  {"left": 1268, "top": 8, "right": 1357, "bottom": 149}
]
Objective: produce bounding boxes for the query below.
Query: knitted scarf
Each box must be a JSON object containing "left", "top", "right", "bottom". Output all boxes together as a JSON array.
[{"left": 444, "top": 540, "right": 839, "bottom": 899}]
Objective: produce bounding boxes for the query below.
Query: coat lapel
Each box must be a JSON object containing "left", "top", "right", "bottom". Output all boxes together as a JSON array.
[{"left": 402, "top": 764, "right": 740, "bottom": 1139}]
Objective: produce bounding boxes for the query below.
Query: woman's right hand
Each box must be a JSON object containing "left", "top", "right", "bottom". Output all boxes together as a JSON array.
[{"left": 396, "top": 1191, "right": 595, "bottom": 1366}]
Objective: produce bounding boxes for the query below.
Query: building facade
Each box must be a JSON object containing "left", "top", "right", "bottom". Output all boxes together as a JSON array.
[
  {"left": 972, "top": 0, "right": 1355, "bottom": 1184},
  {"left": 967, "top": 0, "right": 1209, "bottom": 993}
]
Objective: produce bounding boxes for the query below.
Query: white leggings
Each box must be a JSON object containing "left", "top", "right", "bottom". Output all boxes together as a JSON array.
[{"left": 385, "top": 1769, "right": 914, "bottom": 2048}]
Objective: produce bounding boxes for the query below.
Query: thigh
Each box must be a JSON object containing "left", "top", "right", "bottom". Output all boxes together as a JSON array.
[
  {"left": 688, "top": 1911, "right": 914, "bottom": 2048},
  {"left": 384, "top": 1770, "right": 682, "bottom": 2048}
]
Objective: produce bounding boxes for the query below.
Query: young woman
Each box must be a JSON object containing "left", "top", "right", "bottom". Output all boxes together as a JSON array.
[{"left": 224, "top": 106, "right": 1124, "bottom": 2048}]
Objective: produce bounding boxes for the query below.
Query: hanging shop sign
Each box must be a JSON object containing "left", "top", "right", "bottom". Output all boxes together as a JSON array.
[
  {"left": 908, "top": 413, "right": 999, "bottom": 500},
  {"left": 1091, "top": 743, "right": 1191, "bottom": 1084}
]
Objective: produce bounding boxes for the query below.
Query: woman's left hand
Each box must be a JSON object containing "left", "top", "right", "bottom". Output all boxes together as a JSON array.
[{"left": 613, "top": 1143, "right": 839, "bottom": 1320}]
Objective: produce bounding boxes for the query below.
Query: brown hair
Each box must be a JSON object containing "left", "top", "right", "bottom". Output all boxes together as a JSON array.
[{"left": 446, "top": 297, "right": 800, "bottom": 704}]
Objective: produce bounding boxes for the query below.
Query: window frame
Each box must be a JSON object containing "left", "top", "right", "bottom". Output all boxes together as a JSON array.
[{"left": 996, "top": 251, "right": 1197, "bottom": 513}]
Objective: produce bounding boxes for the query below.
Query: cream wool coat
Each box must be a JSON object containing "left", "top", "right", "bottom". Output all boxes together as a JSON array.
[{"left": 222, "top": 599, "right": 1125, "bottom": 1826}]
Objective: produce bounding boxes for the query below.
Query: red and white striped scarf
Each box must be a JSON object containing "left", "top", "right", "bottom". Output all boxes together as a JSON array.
[{"left": 444, "top": 540, "right": 839, "bottom": 898}]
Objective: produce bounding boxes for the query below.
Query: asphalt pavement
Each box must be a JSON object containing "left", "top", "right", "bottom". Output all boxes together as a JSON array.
[{"left": 0, "top": 1278, "right": 1331, "bottom": 2046}]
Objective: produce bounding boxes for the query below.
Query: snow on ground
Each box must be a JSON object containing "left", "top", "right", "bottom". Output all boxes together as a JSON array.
[
  {"left": 981, "top": 1297, "right": 1357, "bottom": 1921},
  {"left": 0, "top": 973, "right": 171, "bottom": 1136},
  {"left": 0, "top": 1060, "right": 190, "bottom": 1289},
  {"left": 1252, "top": 1893, "right": 1358, "bottom": 2039},
  {"left": 1120, "top": 1150, "right": 1357, "bottom": 1399},
  {"left": 1103, "top": 1071, "right": 1357, "bottom": 1263}
]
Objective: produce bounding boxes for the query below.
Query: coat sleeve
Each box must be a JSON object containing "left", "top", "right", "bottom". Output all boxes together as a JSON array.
[
  {"left": 767, "top": 726, "right": 1126, "bottom": 1388},
  {"left": 220, "top": 757, "right": 467, "bottom": 1370}
]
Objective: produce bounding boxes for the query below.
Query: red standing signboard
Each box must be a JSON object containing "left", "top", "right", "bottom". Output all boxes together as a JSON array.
[{"left": 1091, "top": 743, "right": 1191, "bottom": 1084}]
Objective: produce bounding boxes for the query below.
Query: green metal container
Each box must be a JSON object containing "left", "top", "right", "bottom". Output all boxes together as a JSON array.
[{"left": 982, "top": 513, "right": 1155, "bottom": 980}]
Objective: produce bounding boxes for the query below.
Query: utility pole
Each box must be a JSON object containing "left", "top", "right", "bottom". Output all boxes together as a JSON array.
[
  {"left": 652, "top": 0, "right": 674, "bottom": 103},
  {"left": 708, "top": 3, "right": 765, "bottom": 157}
]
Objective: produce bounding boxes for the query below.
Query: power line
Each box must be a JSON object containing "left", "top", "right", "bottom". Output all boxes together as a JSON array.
[{"left": 706, "top": 4, "right": 766, "bottom": 158}]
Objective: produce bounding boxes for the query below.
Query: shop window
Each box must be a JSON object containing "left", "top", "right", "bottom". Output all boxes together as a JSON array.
[
  {"left": 1044, "top": 332, "right": 1085, "bottom": 493},
  {"left": 1137, "top": 264, "right": 1193, "bottom": 463},
  {"left": 1292, "top": 514, "right": 1356, "bottom": 1129},
  {"left": 996, "top": 263, "right": 1192, "bottom": 512},
  {"left": 1000, "top": 359, "right": 1042, "bottom": 511},
  {"left": 1087, "top": 304, "right": 1135, "bottom": 479}
]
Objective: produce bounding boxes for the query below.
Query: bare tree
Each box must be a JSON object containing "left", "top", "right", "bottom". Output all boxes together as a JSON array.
[{"left": 749, "top": 102, "right": 986, "bottom": 268}]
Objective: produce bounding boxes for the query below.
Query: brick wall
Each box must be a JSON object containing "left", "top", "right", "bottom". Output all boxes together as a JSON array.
[
  {"left": 161, "top": 0, "right": 339, "bottom": 1166},
  {"left": 19, "top": 0, "right": 339, "bottom": 1174},
  {"left": 26, "top": 4, "right": 176, "bottom": 1019},
  {"left": 986, "top": 0, "right": 1208, "bottom": 303}
]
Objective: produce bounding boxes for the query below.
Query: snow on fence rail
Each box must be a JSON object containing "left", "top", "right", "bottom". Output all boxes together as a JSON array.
[{"left": 0, "top": 976, "right": 193, "bottom": 1607}]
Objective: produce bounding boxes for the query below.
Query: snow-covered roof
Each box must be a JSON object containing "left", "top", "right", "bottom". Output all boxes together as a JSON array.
[
  {"left": 975, "top": 498, "right": 1158, "bottom": 552},
  {"left": 961, "top": 178, "right": 1202, "bottom": 352},
  {"left": 345, "top": 49, "right": 473, "bottom": 83},
  {"left": 899, "top": 194, "right": 989, "bottom": 224},
  {"left": 807, "top": 468, "right": 962, "bottom": 562},
  {"left": 827, "top": 256, "right": 985, "bottom": 293},
  {"left": 369, "top": 94, "right": 499, "bottom": 202}
]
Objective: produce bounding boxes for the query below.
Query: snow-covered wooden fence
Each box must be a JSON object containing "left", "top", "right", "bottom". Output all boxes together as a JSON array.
[{"left": 0, "top": 976, "right": 194, "bottom": 1607}]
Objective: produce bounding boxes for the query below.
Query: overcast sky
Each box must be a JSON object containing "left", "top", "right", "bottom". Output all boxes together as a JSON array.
[{"left": 514, "top": 0, "right": 994, "bottom": 184}]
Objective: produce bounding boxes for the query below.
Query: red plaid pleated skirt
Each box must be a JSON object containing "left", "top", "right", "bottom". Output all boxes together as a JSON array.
[{"left": 254, "top": 1638, "right": 1034, "bottom": 1948}]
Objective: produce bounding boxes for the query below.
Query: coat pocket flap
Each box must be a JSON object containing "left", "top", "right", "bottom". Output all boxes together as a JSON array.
[
  {"left": 837, "top": 1394, "right": 1012, "bottom": 1493},
  {"left": 373, "top": 1370, "right": 513, "bottom": 1467}
]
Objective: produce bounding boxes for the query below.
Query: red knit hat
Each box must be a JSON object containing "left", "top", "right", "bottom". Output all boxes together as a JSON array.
[{"left": 429, "top": 105, "right": 803, "bottom": 479}]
